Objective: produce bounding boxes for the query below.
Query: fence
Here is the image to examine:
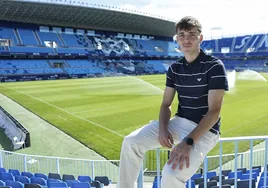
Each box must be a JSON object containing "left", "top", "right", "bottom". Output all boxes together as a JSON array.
[
  {"left": 0, "top": 150, "right": 119, "bottom": 182},
  {"left": 1, "top": 136, "right": 268, "bottom": 187}
]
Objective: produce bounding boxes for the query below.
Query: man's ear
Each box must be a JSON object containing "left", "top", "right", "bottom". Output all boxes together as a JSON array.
[{"left": 199, "top": 34, "right": 203, "bottom": 44}]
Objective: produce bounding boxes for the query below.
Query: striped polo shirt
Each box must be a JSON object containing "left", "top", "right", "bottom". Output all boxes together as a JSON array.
[{"left": 166, "top": 50, "right": 229, "bottom": 133}]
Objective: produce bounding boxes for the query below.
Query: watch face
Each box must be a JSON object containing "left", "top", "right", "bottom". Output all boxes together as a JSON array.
[
  {"left": 185, "top": 137, "right": 194, "bottom": 145},
  {"left": 189, "top": 138, "right": 194, "bottom": 145}
]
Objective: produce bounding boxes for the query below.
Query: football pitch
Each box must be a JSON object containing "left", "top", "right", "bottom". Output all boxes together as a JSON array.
[{"left": 0, "top": 72, "right": 268, "bottom": 161}]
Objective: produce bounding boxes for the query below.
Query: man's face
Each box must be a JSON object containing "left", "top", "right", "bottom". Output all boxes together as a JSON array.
[{"left": 176, "top": 27, "right": 203, "bottom": 54}]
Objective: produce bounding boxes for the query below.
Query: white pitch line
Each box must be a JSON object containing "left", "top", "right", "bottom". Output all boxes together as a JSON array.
[
  {"left": 1, "top": 85, "right": 124, "bottom": 138},
  {"left": 58, "top": 115, "right": 68, "bottom": 121},
  {"left": 73, "top": 105, "right": 123, "bottom": 114}
]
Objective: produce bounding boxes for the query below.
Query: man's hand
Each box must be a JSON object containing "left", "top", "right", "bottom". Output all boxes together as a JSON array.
[
  {"left": 167, "top": 141, "right": 192, "bottom": 170},
  {"left": 158, "top": 128, "right": 174, "bottom": 148},
  {"left": 158, "top": 86, "right": 175, "bottom": 148}
]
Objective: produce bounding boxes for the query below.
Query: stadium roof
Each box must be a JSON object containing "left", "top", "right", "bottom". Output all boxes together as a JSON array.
[{"left": 0, "top": 0, "right": 176, "bottom": 37}]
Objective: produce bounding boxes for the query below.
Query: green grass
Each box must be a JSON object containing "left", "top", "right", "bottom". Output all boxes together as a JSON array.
[{"left": 0, "top": 73, "right": 268, "bottom": 163}]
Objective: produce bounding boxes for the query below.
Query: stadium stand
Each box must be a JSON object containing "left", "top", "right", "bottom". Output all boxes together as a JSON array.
[
  {"left": 1, "top": 22, "right": 268, "bottom": 83},
  {"left": 0, "top": 1, "right": 268, "bottom": 187},
  {"left": 1, "top": 164, "right": 268, "bottom": 188},
  {"left": 0, "top": 167, "right": 111, "bottom": 188}
]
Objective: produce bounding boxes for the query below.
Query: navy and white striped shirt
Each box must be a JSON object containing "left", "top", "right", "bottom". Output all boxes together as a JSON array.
[{"left": 166, "top": 50, "right": 229, "bottom": 133}]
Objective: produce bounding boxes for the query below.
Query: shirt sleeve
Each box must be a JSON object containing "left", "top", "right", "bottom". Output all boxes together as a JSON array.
[
  {"left": 166, "top": 65, "right": 175, "bottom": 88},
  {"left": 208, "top": 61, "right": 229, "bottom": 91}
]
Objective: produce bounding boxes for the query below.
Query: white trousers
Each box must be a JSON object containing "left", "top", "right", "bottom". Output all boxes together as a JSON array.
[{"left": 117, "top": 116, "right": 219, "bottom": 188}]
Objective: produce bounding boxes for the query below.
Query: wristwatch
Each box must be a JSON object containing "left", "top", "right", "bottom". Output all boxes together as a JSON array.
[{"left": 183, "top": 137, "right": 194, "bottom": 147}]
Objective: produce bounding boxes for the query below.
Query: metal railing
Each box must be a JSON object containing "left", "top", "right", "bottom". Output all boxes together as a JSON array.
[
  {"left": 151, "top": 136, "right": 268, "bottom": 188},
  {"left": 1, "top": 136, "right": 268, "bottom": 187},
  {"left": 0, "top": 150, "right": 120, "bottom": 182}
]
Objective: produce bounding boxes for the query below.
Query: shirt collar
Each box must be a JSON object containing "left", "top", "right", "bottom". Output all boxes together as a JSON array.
[{"left": 182, "top": 49, "right": 205, "bottom": 66}]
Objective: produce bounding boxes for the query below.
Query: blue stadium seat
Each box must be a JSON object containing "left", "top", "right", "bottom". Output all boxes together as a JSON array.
[
  {"left": 37, "top": 31, "right": 63, "bottom": 47},
  {"left": 152, "top": 181, "right": 158, "bottom": 188},
  {"left": 5, "top": 180, "right": 23, "bottom": 188},
  {"left": 258, "top": 177, "right": 268, "bottom": 188},
  {"left": 217, "top": 37, "right": 234, "bottom": 53},
  {"left": 0, "top": 168, "right": 6, "bottom": 173},
  {"left": 261, "top": 172, "right": 268, "bottom": 177},
  {"left": 153, "top": 176, "right": 162, "bottom": 182},
  {"left": 77, "top": 176, "right": 91, "bottom": 183},
  {"left": 65, "top": 180, "right": 80, "bottom": 187},
  {"left": 206, "top": 171, "right": 217, "bottom": 179},
  {"left": 185, "top": 180, "right": 195, "bottom": 188},
  {"left": 34, "top": 173, "right": 47, "bottom": 180},
  {"left": 0, "top": 180, "right": 4, "bottom": 186},
  {"left": 152, "top": 176, "right": 162, "bottom": 188},
  {"left": 21, "top": 172, "right": 33, "bottom": 179},
  {"left": 241, "top": 173, "right": 257, "bottom": 182},
  {"left": 0, "top": 27, "right": 18, "bottom": 45},
  {"left": 228, "top": 171, "right": 243, "bottom": 179},
  {"left": 30, "top": 177, "right": 46, "bottom": 186},
  {"left": 0, "top": 173, "right": 14, "bottom": 182},
  {"left": 8, "top": 170, "right": 20, "bottom": 177},
  {"left": 47, "top": 179, "right": 62, "bottom": 186},
  {"left": 15, "top": 176, "right": 30, "bottom": 184},
  {"left": 191, "top": 173, "right": 202, "bottom": 180},
  {"left": 17, "top": 29, "right": 38, "bottom": 46},
  {"left": 71, "top": 182, "right": 91, "bottom": 188},
  {"left": 48, "top": 182, "right": 67, "bottom": 188},
  {"left": 245, "top": 168, "right": 260, "bottom": 176}
]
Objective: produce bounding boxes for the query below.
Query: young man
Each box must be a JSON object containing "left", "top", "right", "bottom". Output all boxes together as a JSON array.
[{"left": 117, "top": 16, "right": 229, "bottom": 188}]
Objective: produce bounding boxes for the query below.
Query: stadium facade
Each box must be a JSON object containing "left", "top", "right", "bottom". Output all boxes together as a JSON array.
[{"left": 0, "top": 0, "right": 267, "bottom": 82}]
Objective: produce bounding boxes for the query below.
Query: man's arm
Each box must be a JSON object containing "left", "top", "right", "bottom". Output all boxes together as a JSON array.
[
  {"left": 158, "top": 86, "right": 176, "bottom": 148},
  {"left": 187, "top": 89, "right": 225, "bottom": 142}
]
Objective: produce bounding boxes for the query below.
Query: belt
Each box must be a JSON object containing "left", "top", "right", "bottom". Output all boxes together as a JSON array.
[{"left": 209, "top": 128, "right": 220, "bottom": 135}]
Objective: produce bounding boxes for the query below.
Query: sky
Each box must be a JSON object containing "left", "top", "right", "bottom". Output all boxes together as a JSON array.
[{"left": 83, "top": 0, "right": 268, "bottom": 38}]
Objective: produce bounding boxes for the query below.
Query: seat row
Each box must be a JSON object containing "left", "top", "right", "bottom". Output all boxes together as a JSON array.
[{"left": 0, "top": 167, "right": 110, "bottom": 187}]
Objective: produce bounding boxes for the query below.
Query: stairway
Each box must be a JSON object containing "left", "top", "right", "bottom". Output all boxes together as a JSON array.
[
  {"left": 14, "top": 28, "right": 22, "bottom": 45},
  {"left": 215, "top": 39, "right": 219, "bottom": 53},
  {"left": 230, "top": 37, "right": 236, "bottom": 53},
  {"left": 33, "top": 30, "right": 42, "bottom": 46},
  {"left": 255, "top": 35, "right": 266, "bottom": 51},
  {"left": 46, "top": 60, "right": 54, "bottom": 68},
  {"left": 57, "top": 33, "right": 66, "bottom": 47}
]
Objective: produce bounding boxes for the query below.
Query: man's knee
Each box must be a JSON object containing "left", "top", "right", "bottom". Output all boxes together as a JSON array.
[
  {"left": 122, "top": 134, "right": 137, "bottom": 147},
  {"left": 161, "top": 163, "right": 187, "bottom": 187}
]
